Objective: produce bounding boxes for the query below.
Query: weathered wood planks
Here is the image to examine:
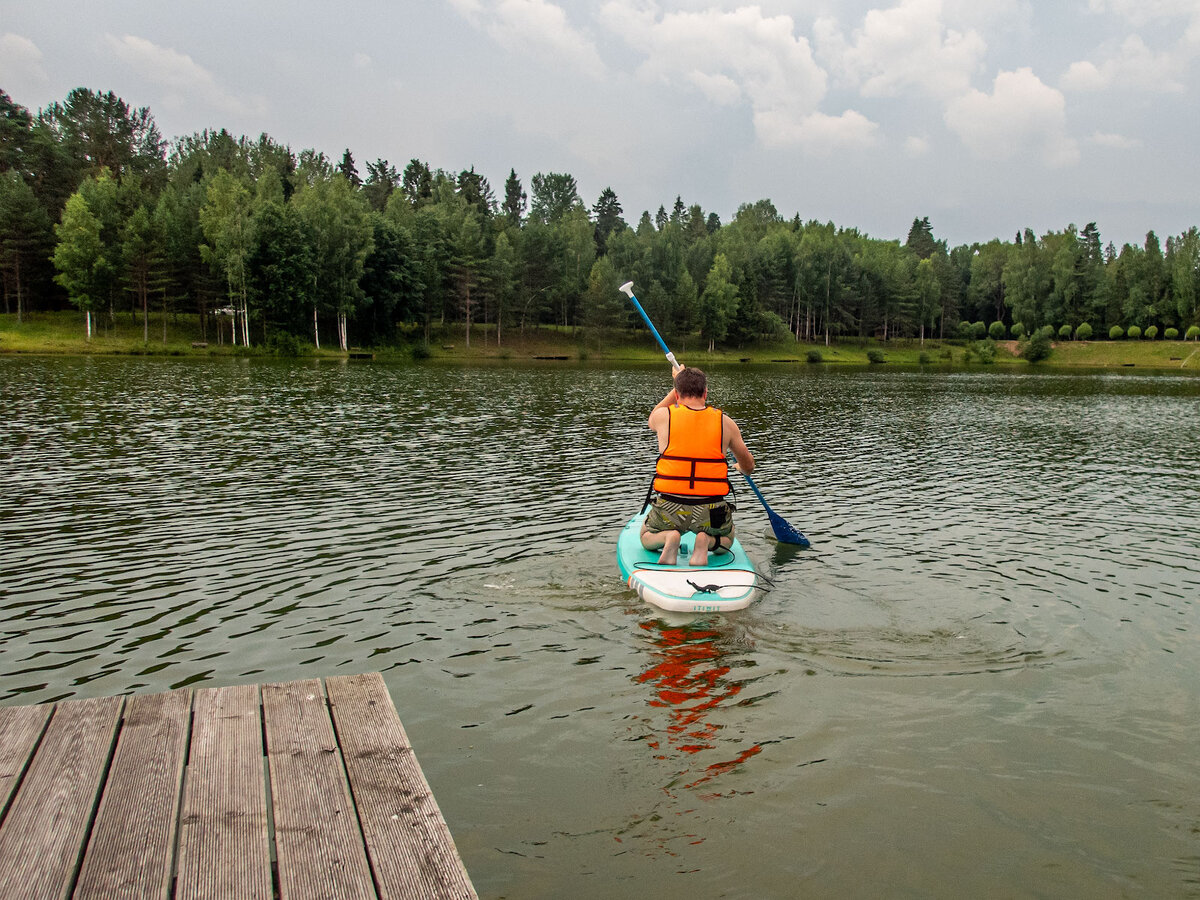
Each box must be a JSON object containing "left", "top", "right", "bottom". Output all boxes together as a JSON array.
[
  {"left": 0, "top": 674, "right": 476, "bottom": 900},
  {"left": 175, "top": 684, "right": 273, "bottom": 900},
  {"left": 76, "top": 689, "right": 191, "bottom": 900},
  {"left": 0, "top": 695, "right": 123, "bottom": 900},
  {"left": 0, "top": 702, "right": 52, "bottom": 820},
  {"left": 263, "top": 678, "right": 377, "bottom": 900},
  {"left": 328, "top": 673, "right": 477, "bottom": 900}
]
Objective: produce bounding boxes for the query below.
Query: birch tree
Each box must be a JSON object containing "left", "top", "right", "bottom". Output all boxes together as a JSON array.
[
  {"left": 913, "top": 257, "right": 939, "bottom": 345},
  {"left": 1169, "top": 227, "right": 1200, "bottom": 328},
  {"left": 294, "top": 173, "right": 373, "bottom": 350},
  {"left": 561, "top": 206, "right": 596, "bottom": 327},
  {"left": 199, "top": 169, "right": 254, "bottom": 345},
  {"left": 488, "top": 229, "right": 517, "bottom": 346},
  {"left": 448, "top": 206, "right": 485, "bottom": 348},
  {"left": 699, "top": 253, "right": 738, "bottom": 352},
  {"left": 52, "top": 192, "right": 107, "bottom": 338}
]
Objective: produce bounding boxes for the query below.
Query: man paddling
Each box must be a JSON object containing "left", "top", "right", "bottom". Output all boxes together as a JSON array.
[{"left": 642, "top": 366, "right": 755, "bottom": 566}]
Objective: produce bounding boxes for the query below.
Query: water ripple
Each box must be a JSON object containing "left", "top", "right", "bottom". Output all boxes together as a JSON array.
[{"left": 8, "top": 357, "right": 1200, "bottom": 895}]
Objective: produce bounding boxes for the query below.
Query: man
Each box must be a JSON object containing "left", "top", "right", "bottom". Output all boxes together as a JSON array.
[{"left": 641, "top": 365, "right": 755, "bottom": 566}]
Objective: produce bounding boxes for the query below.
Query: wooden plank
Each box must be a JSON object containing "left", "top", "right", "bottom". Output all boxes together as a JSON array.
[
  {"left": 0, "top": 695, "right": 123, "bottom": 900},
  {"left": 262, "top": 678, "right": 376, "bottom": 900},
  {"left": 0, "top": 702, "right": 52, "bottom": 821},
  {"left": 327, "top": 673, "right": 478, "bottom": 900},
  {"left": 176, "top": 684, "right": 272, "bottom": 900},
  {"left": 73, "top": 688, "right": 191, "bottom": 900}
]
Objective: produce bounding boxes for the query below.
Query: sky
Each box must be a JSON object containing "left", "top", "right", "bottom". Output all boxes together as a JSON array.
[{"left": 2, "top": 0, "right": 1199, "bottom": 249}]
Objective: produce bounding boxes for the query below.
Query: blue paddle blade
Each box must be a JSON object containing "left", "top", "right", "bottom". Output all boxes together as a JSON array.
[
  {"left": 740, "top": 471, "right": 810, "bottom": 547},
  {"left": 767, "top": 510, "right": 810, "bottom": 547}
]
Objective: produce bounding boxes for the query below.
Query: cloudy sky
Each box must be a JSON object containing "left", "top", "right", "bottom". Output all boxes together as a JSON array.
[{"left": 3, "top": 0, "right": 1198, "bottom": 248}]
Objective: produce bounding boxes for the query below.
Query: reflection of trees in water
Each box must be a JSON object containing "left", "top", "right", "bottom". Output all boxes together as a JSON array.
[{"left": 633, "top": 618, "right": 762, "bottom": 793}]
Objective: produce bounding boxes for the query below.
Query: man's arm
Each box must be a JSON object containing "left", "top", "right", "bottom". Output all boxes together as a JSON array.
[
  {"left": 724, "top": 417, "right": 755, "bottom": 474},
  {"left": 648, "top": 365, "right": 684, "bottom": 428},
  {"left": 648, "top": 405, "right": 670, "bottom": 451},
  {"left": 650, "top": 388, "right": 677, "bottom": 418}
]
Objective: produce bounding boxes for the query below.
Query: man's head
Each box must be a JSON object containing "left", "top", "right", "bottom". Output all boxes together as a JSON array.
[{"left": 674, "top": 366, "right": 707, "bottom": 400}]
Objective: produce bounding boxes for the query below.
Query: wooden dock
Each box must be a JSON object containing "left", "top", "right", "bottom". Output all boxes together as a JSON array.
[{"left": 0, "top": 672, "right": 478, "bottom": 900}]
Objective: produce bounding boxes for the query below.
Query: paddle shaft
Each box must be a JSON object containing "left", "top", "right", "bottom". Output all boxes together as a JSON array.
[
  {"left": 619, "top": 281, "right": 678, "bottom": 369},
  {"left": 741, "top": 471, "right": 770, "bottom": 507}
]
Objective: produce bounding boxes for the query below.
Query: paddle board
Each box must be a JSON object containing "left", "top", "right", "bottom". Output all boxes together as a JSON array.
[{"left": 617, "top": 511, "right": 760, "bottom": 613}]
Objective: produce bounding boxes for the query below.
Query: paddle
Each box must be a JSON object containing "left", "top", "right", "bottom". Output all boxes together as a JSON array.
[
  {"left": 739, "top": 471, "right": 810, "bottom": 547},
  {"left": 618, "top": 280, "right": 810, "bottom": 547}
]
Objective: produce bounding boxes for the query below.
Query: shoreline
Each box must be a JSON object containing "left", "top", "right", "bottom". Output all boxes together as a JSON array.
[{"left": 3, "top": 311, "right": 1199, "bottom": 373}]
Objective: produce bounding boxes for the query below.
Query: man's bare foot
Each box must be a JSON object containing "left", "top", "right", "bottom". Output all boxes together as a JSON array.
[
  {"left": 655, "top": 531, "right": 682, "bottom": 565},
  {"left": 689, "top": 533, "right": 718, "bottom": 566}
]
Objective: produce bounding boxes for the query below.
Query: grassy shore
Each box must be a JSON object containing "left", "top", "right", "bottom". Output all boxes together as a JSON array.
[{"left": 4, "top": 309, "right": 1199, "bottom": 371}]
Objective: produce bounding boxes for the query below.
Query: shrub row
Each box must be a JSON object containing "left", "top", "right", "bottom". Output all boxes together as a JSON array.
[{"left": 959, "top": 320, "right": 1200, "bottom": 341}]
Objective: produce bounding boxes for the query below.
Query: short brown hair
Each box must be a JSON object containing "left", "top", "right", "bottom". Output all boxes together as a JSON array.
[{"left": 674, "top": 366, "right": 707, "bottom": 399}]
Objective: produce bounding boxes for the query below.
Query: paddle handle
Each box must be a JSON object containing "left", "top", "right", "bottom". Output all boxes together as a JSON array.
[{"left": 619, "top": 281, "right": 678, "bottom": 369}]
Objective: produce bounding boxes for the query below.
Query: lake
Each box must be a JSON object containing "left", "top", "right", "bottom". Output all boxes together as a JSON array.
[{"left": 2, "top": 355, "right": 1199, "bottom": 898}]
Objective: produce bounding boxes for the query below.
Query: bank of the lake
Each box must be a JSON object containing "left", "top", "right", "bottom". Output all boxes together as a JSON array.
[{"left": 4, "top": 309, "right": 1200, "bottom": 372}]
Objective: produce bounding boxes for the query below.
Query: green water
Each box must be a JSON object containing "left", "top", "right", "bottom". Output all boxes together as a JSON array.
[{"left": 2, "top": 355, "right": 1198, "bottom": 898}]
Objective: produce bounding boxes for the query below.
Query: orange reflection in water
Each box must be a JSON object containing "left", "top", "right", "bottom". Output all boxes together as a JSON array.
[{"left": 634, "top": 619, "right": 762, "bottom": 792}]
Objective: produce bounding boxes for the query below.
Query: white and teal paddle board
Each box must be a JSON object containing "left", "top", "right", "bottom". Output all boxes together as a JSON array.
[{"left": 617, "top": 511, "right": 760, "bottom": 613}]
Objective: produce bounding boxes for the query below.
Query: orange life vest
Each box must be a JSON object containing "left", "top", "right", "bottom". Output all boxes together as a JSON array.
[{"left": 653, "top": 404, "right": 729, "bottom": 497}]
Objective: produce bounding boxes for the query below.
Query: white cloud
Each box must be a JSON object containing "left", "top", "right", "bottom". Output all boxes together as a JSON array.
[
  {"left": 1060, "top": 59, "right": 1105, "bottom": 90},
  {"left": 766, "top": 109, "right": 879, "bottom": 152},
  {"left": 600, "top": 2, "right": 858, "bottom": 149},
  {"left": 816, "top": 0, "right": 988, "bottom": 99},
  {"left": 104, "top": 34, "right": 264, "bottom": 118},
  {"left": 451, "top": 0, "right": 606, "bottom": 78},
  {"left": 1073, "top": 0, "right": 1200, "bottom": 90},
  {"left": 1089, "top": 130, "right": 1142, "bottom": 149},
  {"left": 905, "top": 134, "right": 931, "bottom": 156},
  {"left": 1062, "top": 34, "right": 1186, "bottom": 92},
  {"left": 687, "top": 70, "right": 742, "bottom": 105},
  {"left": 944, "top": 67, "right": 1079, "bottom": 166},
  {"left": 0, "top": 33, "right": 49, "bottom": 96}
]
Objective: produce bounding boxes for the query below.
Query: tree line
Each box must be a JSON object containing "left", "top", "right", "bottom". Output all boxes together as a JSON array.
[{"left": 2, "top": 86, "right": 1199, "bottom": 350}]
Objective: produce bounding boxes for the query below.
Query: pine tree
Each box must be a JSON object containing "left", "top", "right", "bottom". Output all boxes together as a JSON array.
[
  {"left": 0, "top": 170, "right": 52, "bottom": 321},
  {"left": 905, "top": 216, "right": 937, "bottom": 260},
  {"left": 592, "top": 187, "right": 624, "bottom": 254},
  {"left": 502, "top": 169, "right": 526, "bottom": 226},
  {"left": 338, "top": 149, "right": 361, "bottom": 187},
  {"left": 401, "top": 159, "right": 432, "bottom": 206},
  {"left": 363, "top": 159, "right": 398, "bottom": 212}
]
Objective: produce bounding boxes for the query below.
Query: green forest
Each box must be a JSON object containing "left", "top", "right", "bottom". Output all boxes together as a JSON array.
[{"left": 3, "top": 86, "right": 1200, "bottom": 352}]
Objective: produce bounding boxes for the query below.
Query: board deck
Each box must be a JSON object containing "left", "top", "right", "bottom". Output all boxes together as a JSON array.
[{"left": 617, "top": 512, "right": 760, "bottom": 613}]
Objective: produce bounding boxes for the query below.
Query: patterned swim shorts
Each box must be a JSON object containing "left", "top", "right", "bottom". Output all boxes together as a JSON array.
[{"left": 643, "top": 495, "right": 735, "bottom": 538}]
